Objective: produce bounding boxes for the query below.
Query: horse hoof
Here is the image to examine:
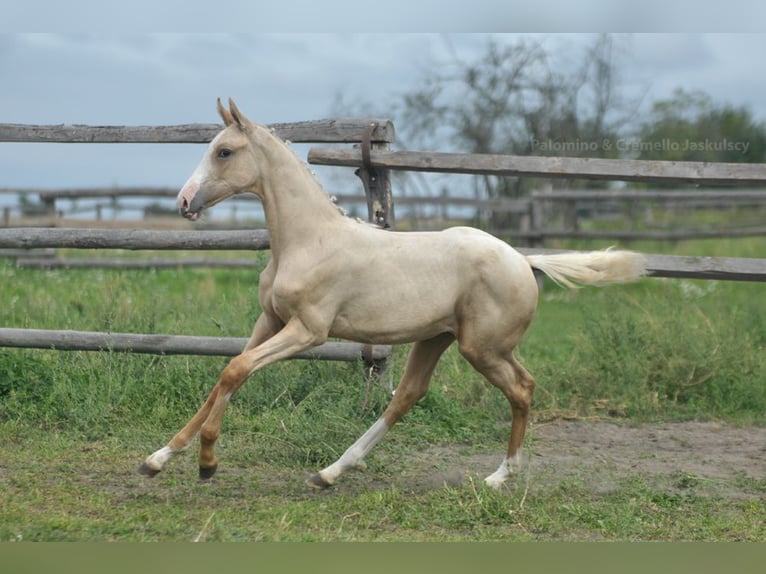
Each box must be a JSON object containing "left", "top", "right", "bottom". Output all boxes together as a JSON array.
[
  {"left": 483, "top": 477, "right": 506, "bottom": 491},
  {"left": 306, "top": 473, "right": 332, "bottom": 490},
  {"left": 137, "top": 462, "right": 160, "bottom": 477},
  {"left": 199, "top": 465, "right": 218, "bottom": 481}
]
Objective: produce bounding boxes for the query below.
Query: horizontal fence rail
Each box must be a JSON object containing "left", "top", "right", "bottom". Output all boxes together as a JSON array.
[
  {"left": 4, "top": 187, "right": 764, "bottom": 243},
  {"left": 8, "top": 187, "right": 762, "bottom": 204},
  {"left": 517, "top": 249, "right": 766, "bottom": 282},
  {"left": 0, "top": 119, "right": 395, "bottom": 144},
  {"left": 15, "top": 257, "right": 261, "bottom": 270},
  {"left": 0, "top": 186, "right": 183, "bottom": 198},
  {"left": 0, "top": 328, "right": 392, "bottom": 361},
  {"left": 0, "top": 228, "right": 270, "bottom": 250},
  {"left": 1, "top": 228, "right": 764, "bottom": 282},
  {"left": 518, "top": 228, "right": 766, "bottom": 241},
  {"left": 530, "top": 189, "right": 766, "bottom": 201},
  {"left": 308, "top": 148, "right": 766, "bottom": 185}
]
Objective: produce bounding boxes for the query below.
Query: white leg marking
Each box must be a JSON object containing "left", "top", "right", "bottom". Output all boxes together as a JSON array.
[
  {"left": 143, "top": 445, "right": 181, "bottom": 472},
  {"left": 484, "top": 451, "right": 525, "bottom": 490},
  {"left": 318, "top": 418, "right": 390, "bottom": 485}
]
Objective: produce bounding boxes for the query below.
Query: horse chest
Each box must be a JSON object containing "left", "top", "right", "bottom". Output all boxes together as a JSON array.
[{"left": 268, "top": 268, "right": 335, "bottom": 324}]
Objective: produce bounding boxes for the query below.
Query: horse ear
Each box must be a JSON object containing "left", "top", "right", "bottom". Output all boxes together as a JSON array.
[
  {"left": 217, "top": 97, "right": 235, "bottom": 126},
  {"left": 227, "top": 98, "right": 252, "bottom": 131}
]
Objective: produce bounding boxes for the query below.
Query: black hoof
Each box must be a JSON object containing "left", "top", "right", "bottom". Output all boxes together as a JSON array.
[
  {"left": 199, "top": 464, "right": 218, "bottom": 481},
  {"left": 137, "top": 462, "right": 160, "bottom": 478},
  {"left": 306, "top": 473, "right": 332, "bottom": 490}
]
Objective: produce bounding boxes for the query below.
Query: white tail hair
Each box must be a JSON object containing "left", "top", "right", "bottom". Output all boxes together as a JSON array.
[{"left": 525, "top": 249, "right": 647, "bottom": 288}]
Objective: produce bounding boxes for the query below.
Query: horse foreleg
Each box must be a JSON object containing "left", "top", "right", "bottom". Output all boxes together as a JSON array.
[
  {"left": 138, "top": 315, "right": 308, "bottom": 479},
  {"left": 137, "top": 389, "right": 218, "bottom": 477},
  {"left": 307, "top": 333, "right": 454, "bottom": 490}
]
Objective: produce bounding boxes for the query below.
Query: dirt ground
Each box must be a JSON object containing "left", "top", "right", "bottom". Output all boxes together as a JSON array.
[{"left": 391, "top": 420, "right": 766, "bottom": 498}]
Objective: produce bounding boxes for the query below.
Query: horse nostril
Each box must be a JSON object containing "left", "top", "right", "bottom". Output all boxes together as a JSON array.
[{"left": 180, "top": 198, "right": 189, "bottom": 213}]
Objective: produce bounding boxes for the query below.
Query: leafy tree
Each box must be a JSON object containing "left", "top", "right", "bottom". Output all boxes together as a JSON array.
[
  {"left": 331, "top": 36, "right": 766, "bottom": 229},
  {"left": 635, "top": 88, "right": 766, "bottom": 165},
  {"left": 395, "top": 34, "right": 639, "bottom": 204}
]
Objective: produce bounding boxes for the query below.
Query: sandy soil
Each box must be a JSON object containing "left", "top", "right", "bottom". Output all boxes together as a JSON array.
[{"left": 388, "top": 420, "right": 766, "bottom": 498}]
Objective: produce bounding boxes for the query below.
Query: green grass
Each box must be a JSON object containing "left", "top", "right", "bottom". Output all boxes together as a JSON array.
[
  {"left": 524, "top": 278, "right": 766, "bottom": 423},
  {"left": 0, "top": 235, "right": 764, "bottom": 541},
  {"left": 2, "top": 425, "right": 764, "bottom": 542}
]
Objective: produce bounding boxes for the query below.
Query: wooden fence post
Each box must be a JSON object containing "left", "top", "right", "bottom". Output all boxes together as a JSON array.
[
  {"left": 41, "top": 196, "right": 56, "bottom": 217},
  {"left": 355, "top": 122, "right": 395, "bottom": 229},
  {"left": 529, "top": 189, "right": 547, "bottom": 249},
  {"left": 354, "top": 122, "right": 395, "bottom": 385},
  {"left": 562, "top": 199, "right": 578, "bottom": 231}
]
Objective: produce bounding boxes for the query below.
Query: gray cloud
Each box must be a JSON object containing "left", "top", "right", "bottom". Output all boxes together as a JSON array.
[{"left": 1, "top": 33, "right": 765, "bottom": 193}]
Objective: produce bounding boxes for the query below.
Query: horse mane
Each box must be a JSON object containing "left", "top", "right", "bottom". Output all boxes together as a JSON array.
[{"left": 264, "top": 125, "right": 381, "bottom": 228}]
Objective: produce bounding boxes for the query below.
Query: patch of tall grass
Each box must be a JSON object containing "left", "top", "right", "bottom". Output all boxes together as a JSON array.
[
  {"left": 524, "top": 279, "right": 765, "bottom": 423},
  {"left": 1, "top": 235, "right": 764, "bottom": 451}
]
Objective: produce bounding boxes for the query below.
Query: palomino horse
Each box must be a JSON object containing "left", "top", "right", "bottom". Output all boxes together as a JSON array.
[{"left": 139, "top": 98, "right": 646, "bottom": 490}]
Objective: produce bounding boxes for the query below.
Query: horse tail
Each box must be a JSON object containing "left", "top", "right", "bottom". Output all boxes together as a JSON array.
[{"left": 525, "top": 248, "right": 647, "bottom": 289}]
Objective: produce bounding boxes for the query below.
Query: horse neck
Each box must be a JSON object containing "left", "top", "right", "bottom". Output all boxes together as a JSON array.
[{"left": 253, "top": 129, "right": 343, "bottom": 258}]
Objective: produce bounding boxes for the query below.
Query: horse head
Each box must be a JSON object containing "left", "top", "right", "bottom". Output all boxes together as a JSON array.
[{"left": 177, "top": 98, "right": 261, "bottom": 221}]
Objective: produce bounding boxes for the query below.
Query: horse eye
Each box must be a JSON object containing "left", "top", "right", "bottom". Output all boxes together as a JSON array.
[{"left": 217, "top": 148, "right": 233, "bottom": 159}]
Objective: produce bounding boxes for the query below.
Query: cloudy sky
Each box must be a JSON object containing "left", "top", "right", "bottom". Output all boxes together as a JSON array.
[{"left": 1, "top": 32, "right": 766, "bottom": 200}]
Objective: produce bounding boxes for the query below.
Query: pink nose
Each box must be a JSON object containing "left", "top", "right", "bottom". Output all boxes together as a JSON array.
[{"left": 177, "top": 179, "right": 199, "bottom": 217}]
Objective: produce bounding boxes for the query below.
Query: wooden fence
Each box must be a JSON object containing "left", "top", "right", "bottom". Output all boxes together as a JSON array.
[
  {"left": 524, "top": 189, "right": 766, "bottom": 243},
  {"left": 0, "top": 119, "right": 396, "bottom": 371},
  {"left": 1, "top": 119, "right": 766, "bottom": 364},
  {"left": 0, "top": 227, "right": 763, "bottom": 282},
  {"left": 306, "top": 147, "right": 766, "bottom": 185},
  {"left": 3, "top": 186, "right": 765, "bottom": 245},
  {"left": 0, "top": 119, "right": 396, "bottom": 229},
  {"left": 0, "top": 328, "right": 392, "bottom": 362}
]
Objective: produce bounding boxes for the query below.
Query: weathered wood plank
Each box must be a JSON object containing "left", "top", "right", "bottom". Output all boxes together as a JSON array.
[
  {"left": 6, "top": 186, "right": 761, "bottom": 205},
  {"left": 308, "top": 148, "right": 766, "bottom": 185},
  {"left": 643, "top": 254, "right": 766, "bottom": 281},
  {"left": 1, "top": 228, "right": 764, "bottom": 281},
  {"left": 0, "top": 228, "right": 270, "bottom": 250},
  {"left": 517, "top": 249, "right": 766, "bottom": 282},
  {"left": 3, "top": 187, "right": 530, "bottom": 213},
  {"left": 527, "top": 227, "right": 766, "bottom": 241},
  {"left": 0, "top": 248, "right": 56, "bottom": 259},
  {"left": 36, "top": 187, "right": 182, "bottom": 200},
  {"left": 0, "top": 328, "right": 392, "bottom": 361},
  {"left": 15, "top": 257, "right": 261, "bottom": 269},
  {"left": 0, "top": 118, "right": 395, "bottom": 144},
  {"left": 531, "top": 189, "right": 766, "bottom": 201}
]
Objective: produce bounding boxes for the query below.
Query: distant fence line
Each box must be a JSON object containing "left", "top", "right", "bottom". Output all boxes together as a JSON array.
[
  {"left": 1, "top": 228, "right": 764, "bottom": 282},
  {"left": 2, "top": 186, "right": 765, "bottom": 242}
]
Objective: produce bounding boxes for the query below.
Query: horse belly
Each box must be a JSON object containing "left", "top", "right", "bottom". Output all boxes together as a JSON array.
[{"left": 329, "top": 288, "right": 459, "bottom": 345}]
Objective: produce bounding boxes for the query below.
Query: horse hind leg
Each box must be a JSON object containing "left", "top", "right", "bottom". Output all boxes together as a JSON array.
[
  {"left": 487, "top": 358, "right": 535, "bottom": 489},
  {"left": 307, "top": 332, "right": 455, "bottom": 489},
  {"left": 460, "top": 345, "right": 536, "bottom": 490}
]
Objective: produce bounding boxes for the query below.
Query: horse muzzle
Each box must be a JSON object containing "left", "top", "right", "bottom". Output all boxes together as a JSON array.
[{"left": 177, "top": 179, "right": 210, "bottom": 221}]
